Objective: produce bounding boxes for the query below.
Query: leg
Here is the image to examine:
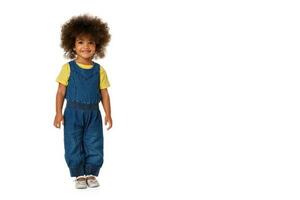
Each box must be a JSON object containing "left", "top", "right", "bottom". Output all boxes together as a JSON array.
[
  {"left": 64, "top": 108, "right": 85, "bottom": 177},
  {"left": 83, "top": 109, "right": 104, "bottom": 176}
]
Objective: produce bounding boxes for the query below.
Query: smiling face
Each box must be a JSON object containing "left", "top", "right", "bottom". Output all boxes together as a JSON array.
[{"left": 74, "top": 34, "right": 96, "bottom": 63}]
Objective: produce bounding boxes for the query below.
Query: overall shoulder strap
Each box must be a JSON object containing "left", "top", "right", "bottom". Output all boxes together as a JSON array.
[
  {"left": 68, "top": 60, "right": 76, "bottom": 72},
  {"left": 93, "top": 62, "right": 101, "bottom": 71}
]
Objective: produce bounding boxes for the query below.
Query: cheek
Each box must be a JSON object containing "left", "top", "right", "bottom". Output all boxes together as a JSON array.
[
  {"left": 74, "top": 47, "right": 81, "bottom": 53},
  {"left": 74, "top": 44, "right": 81, "bottom": 50}
]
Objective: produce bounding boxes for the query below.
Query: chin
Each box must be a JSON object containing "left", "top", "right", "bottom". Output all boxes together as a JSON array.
[{"left": 81, "top": 55, "right": 93, "bottom": 59}]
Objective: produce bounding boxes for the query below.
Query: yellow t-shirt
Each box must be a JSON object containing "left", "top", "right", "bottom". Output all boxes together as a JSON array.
[{"left": 56, "top": 62, "right": 110, "bottom": 89}]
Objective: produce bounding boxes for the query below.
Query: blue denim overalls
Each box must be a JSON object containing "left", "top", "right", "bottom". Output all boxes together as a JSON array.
[{"left": 63, "top": 60, "right": 103, "bottom": 177}]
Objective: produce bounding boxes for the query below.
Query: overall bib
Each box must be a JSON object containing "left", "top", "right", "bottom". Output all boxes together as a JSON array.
[{"left": 63, "top": 60, "right": 103, "bottom": 177}]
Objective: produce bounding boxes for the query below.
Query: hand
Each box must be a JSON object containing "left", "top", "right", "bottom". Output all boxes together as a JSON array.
[
  {"left": 104, "top": 115, "right": 113, "bottom": 131},
  {"left": 54, "top": 113, "right": 64, "bottom": 129}
]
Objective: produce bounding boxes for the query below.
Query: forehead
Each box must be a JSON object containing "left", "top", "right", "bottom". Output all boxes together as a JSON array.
[{"left": 76, "top": 34, "right": 94, "bottom": 41}]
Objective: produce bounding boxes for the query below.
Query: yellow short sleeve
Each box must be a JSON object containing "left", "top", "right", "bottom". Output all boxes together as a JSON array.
[
  {"left": 100, "top": 67, "right": 111, "bottom": 89},
  {"left": 56, "top": 63, "right": 70, "bottom": 86}
]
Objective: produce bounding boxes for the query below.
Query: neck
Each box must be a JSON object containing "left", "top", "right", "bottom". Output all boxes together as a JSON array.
[{"left": 75, "top": 57, "right": 93, "bottom": 65}]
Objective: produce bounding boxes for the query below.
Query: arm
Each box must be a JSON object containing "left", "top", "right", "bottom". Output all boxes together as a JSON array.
[
  {"left": 54, "top": 83, "right": 66, "bottom": 128},
  {"left": 101, "top": 88, "right": 113, "bottom": 130}
]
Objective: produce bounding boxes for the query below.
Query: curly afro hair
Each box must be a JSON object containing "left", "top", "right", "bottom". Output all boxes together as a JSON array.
[{"left": 61, "top": 14, "right": 111, "bottom": 59}]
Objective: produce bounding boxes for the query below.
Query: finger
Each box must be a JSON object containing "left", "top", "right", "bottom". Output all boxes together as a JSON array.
[
  {"left": 107, "top": 122, "right": 112, "bottom": 130},
  {"left": 56, "top": 123, "right": 61, "bottom": 128}
]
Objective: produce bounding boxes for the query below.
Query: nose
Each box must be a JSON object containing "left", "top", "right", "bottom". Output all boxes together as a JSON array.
[{"left": 83, "top": 42, "right": 89, "bottom": 48}]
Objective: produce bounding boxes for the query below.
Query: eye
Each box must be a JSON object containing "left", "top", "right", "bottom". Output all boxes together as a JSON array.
[{"left": 88, "top": 41, "right": 95, "bottom": 45}]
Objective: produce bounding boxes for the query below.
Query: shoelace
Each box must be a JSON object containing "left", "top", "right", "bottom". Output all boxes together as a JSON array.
[
  {"left": 86, "top": 176, "right": 96, "bottom": 180},
  {"left": 75, "top": 176, "right": 86, "bottom": 183}
]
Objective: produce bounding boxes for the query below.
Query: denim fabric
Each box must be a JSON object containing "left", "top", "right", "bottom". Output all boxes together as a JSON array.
[
  {"left": 65, "top": 60, "right": 101, "bottom": 104},
  {"left": 63, "top": 60, "right": 104, "bottom": 177},
  {"left": 63, "top": 104, "right": 104, "bottom": 177}
]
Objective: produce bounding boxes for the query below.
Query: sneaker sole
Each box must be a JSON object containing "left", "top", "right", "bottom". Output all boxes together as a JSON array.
[
  {"left": 87, "top": 184, "right": 99, "bottom": 188},
  {"left": 76, "top": 186, "right": 87, "bottom": 189}
]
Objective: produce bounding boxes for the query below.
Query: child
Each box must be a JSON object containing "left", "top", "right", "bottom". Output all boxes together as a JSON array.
[{"left": 53, "top": 14, "right": 112, "bottom": 189}]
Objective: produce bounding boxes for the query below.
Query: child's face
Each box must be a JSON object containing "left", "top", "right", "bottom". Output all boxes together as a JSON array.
[{"left": 74, "top": 34, "right": 96, "bottom": 60}]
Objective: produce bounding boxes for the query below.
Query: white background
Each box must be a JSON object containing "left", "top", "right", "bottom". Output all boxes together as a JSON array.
[{"left": 0, "top": 0, "right": 299, "bottom": 199}]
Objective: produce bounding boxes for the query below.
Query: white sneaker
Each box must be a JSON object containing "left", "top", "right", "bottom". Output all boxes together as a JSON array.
[
  {"left": 86, "top": 175, "right": 100, "bottom": 188},
  {"left": 75, "top": 176, "right": 87, "bottom": 189}
]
